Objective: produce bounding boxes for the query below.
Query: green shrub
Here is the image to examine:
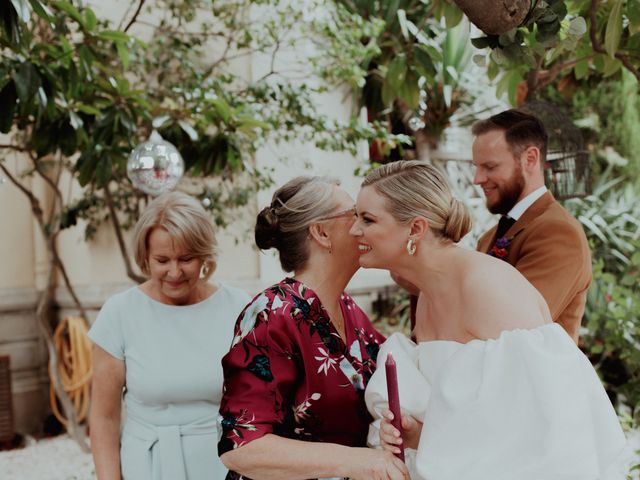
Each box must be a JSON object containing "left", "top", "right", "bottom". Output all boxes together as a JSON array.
[{"left": 566, "top": 173, "right": 640, "bottom": 422}]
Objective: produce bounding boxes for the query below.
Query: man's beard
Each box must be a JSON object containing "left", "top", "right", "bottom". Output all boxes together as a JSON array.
[{"left": 487, "top": 168, "right": 525, "bottom": 215}]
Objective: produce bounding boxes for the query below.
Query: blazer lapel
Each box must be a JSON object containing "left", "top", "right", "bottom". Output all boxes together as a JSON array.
[
  {"left": 480, "top": 191, "right": 555, "bottom": 254},
  {"left": 507, "top": 191, "right": 555, "bottom": 238}
]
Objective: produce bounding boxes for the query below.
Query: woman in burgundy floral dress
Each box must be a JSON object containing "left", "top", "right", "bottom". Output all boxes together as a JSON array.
[{"left": 218, "top": 176, "right": 409, "bottom": 480}]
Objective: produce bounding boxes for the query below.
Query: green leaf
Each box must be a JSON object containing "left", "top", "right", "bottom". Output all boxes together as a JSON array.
[
  {"left": 209, "top": 98, "right": 232, "bottom": 123},
  {"left": 28, "top": 0, "right": 53, "bottom": 21},
  {"left": 590, "top": 343, "right": 604, "bottom": 354},
  {"left": 236, "top": 115, "right": 270, "bottom": 131},
  {"left": 116, "top": 41, "right": 129, "bottom": 69},
  {"left": 36, "top": 86, "right": 47, "bottom": 108},
  {"left": 77, "top": 103, "right": 101, "bottom": 115},
  {"left": 69, "top": 111, "right": 83, "bottom": 130},
  {"left": 628, "top": 1, "right": 640, "bottom": 35},
  {"left": 602, "top": 55, "right": 621, "bottom": 77},
  {"left": 51, "top": 0, "right": 84, "bottom": 25},
  {"left": 152, "top": 115, "right": 171, "bottom": 129},
  {"left": 414, "top": 46, "right": 436, "bottom": 78},
  {"left": 10, "top": 0, "right": 30, "bottom": 22},
  {"left": 0, "top": 81, "right": 17, "bottom": 133},
  {"left": 11, "top": 62, "right": 40, "bottom": 104},
  {"left": 383, "top": 0, "right": 400, "bottom": 25},
  {"left": 84, "top": 8, "right": 97, "bottom": 32},
  {"left": 396, "top": 9, "right": 409, "bottom": 40},
  {"left": 579, "top": 215, "right": 609, "bottom": 243},
  {"left": 574, "top": 58, "right": 589, "bottom": 80},
  {"left": 486, "top": 61, "right": 500, "bottom": 81},
  {"left": 386, "top": 54, "right": 407, "bottom": 89},
  {"left": 178, "top": 120, "right": 199, "bottom": 141},
  {"left": 593, "top": 53, "right": 605, "bottom": 72},
  {"left": 604, "top": 0, "right": 623, "bottom": 57},
  {"left": 94, "top": 156, "right": 112, "bottom": 187},
  {"left": 76, "top": 151, "right": 97, "bottom": 186},
  {"left": 399, "top": 71, "right": 420, "bottom": 109},
  {"left": 97, "top": 30, "right": 130, "bottom": 43},
  {"left": 442, "top": 4, "right": 463, "bottom": 29},
  {"left": 549, "top": 1, "right": 567, "bottom": 18},
  {"left": 567, "top": 16, "right": 587, "bottom": 39},
  {"left": 381, "top": 76, "right": 395, "bottom": 107},
  {"left": 471, "top": 36, "right": 491, "bottom": 49},
  {"left": 78, "top": 45, "right": 94, "bottom": 80}
]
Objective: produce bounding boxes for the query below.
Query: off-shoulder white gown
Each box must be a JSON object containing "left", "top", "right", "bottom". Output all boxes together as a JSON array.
[{"left": 366, "top": 324, "right": 628, "bottom": 480}]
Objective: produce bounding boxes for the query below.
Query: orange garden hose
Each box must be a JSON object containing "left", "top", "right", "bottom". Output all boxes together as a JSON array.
[{"left": 49, "top": 316, "right": 93, "bottom": 426}]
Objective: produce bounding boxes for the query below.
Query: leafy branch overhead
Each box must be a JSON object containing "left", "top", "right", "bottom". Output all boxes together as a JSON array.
[
  {"left": 0, "top": 0, "right": 405, "bottom": 232},
  {"left": 466, "top": 0, "right": 640, "bottom": 103}
]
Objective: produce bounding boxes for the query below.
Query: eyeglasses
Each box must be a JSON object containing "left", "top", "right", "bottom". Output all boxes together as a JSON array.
[{"left": 318, "top": 206, "right": 357, "bottom": 221}]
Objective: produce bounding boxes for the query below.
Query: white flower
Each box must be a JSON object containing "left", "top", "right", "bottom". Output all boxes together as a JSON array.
[
  {"left": 314, "top": 347, "right": 338, "bottom": 375},
  {"left": 231, "top": 293, "right": 269, "bottom": 347},
  {"left": 272, "top": 295, "right": 284, "bottom": 311},
  {"left": 349, "top": 340, "right": 362, "bottom": 362}
]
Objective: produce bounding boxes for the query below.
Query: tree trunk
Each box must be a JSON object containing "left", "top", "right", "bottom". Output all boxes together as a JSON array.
[
  {"left": 453, "top": 0, "right": 531, "bottom": 35},
  {"left": 414, "top": 130, "right": 436, "bottom": 163},
  {"left": 0, "top": 157, "right": 90, "bottom": 452},
  {"left": 36, "top": 245, "right": 90, "bottom": 453}
]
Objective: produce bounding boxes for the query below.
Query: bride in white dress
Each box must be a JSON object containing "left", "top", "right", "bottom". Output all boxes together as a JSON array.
[{"left": 348, "top": 160, "right": 628, "bottom": 480}]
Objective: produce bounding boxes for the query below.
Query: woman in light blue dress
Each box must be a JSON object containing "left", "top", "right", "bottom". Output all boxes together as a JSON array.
[{"left": 88, "top": 191, "right": 250, "bottom": 480}]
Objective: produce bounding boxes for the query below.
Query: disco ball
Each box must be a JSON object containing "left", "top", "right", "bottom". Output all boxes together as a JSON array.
[{"left": 127, "top": 130, "right": 184, "bottom": 196}]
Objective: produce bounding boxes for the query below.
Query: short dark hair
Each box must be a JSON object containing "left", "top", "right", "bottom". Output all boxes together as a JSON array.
[{"left": 472, "top": 109, "right": 548, "bottom": 163}]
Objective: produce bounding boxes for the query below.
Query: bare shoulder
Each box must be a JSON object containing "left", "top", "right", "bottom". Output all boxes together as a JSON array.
[{"left": 461, "top": 253, "right": 548, "bottom": 339}]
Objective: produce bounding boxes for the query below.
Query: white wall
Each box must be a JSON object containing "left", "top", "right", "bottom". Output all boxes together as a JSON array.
[{"left": 0, "top": 152, "right": 36, "bottom": 290}]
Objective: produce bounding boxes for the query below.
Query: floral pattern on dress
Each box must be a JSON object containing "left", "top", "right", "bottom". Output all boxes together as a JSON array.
[{"left": 218, "top": 277, "right": 385, "bottom": 480}]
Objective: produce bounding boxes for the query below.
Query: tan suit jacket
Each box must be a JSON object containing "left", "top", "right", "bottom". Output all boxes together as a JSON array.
[{"left": 477, "top": 192, "right": 592, "bottom": 342}]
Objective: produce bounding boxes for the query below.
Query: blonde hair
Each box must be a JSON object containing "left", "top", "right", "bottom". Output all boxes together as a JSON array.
[
  {"left": 133, "top": 191, "right": 218, "bottom": 280},
  {"left": 362, "top": 161, "right": 472, "bottom": 243},
  {"left": 255, "top": 176, "right": 341, "bottom": 272}
]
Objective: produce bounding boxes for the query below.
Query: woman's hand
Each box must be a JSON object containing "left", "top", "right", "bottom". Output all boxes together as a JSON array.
[
  {"left": 345, "top": 447, "right": 410, "bottom": 480},
  {"left": 380, "top": 408, "right": 423, "bottom": 453}
]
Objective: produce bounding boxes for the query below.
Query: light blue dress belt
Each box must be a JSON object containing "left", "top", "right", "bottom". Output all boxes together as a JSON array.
[{"left": 123, "top": 415, "right": 219, "bottom": 480}]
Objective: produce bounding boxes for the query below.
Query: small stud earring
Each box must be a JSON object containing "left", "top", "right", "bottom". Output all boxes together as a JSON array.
[{"left": 406, "top": 238, "right": 416, "bottom": 256}]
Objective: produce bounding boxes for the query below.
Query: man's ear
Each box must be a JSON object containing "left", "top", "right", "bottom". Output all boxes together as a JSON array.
[
  {"left": 308, "top": 223, "right": 331, "bottom": 249},
  {"left": 408, "top": 216, "right": 429, "bottom": 241},
  {"left": 522, "top": 145, "right": 541, "bottom": 174}
]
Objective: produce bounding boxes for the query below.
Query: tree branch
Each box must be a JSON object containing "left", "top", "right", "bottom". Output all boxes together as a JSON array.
[
  {"left": 35, "top": 247, "right": 90, "bottom": 453},
  {"left": 0, "top": 162, "right": 44, "bottom": 218},
  {"left": 2, "top": 143, "right": 66, "bottom": 225},
  {"left": 4, "top": 157, "right": 90, "bottom": 447},
  {"left": 589, "top": 0, "right": 640, "bottom": 81},
  {"left": 31, "top": 153, "right": 65, "bottom": 213},
  {"left": 124, "top": 0, "right": 146, "bottom": 33},
  {"left": 535, "top": 57, "right": 587, "bottom": 90},
  {"left": 104, "top": 185, "right": 146, "bottom": 284}
]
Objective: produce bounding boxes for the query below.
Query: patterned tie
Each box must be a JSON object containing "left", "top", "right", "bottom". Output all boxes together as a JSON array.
[{"left": 495, "top": 215, "right": 516, "bottom": 240}]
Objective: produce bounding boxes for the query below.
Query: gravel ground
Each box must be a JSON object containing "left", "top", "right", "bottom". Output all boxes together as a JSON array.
[
  {"left": 1, "top": 429, "right": 639, "bottom": 479},
  {"left": 0, "top": 436, "right": 95, "bottom": 480}
]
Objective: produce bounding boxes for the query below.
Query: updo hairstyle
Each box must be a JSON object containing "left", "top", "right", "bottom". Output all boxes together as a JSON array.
[
  {"left": 132, "top": 191, "right": 218, "bottom": 280},
  {"left": 255, "top": 176, "right": 341, "bottom": 272},
  {"left": 362, "top": 160, "right": 472, "bottom": 243}
]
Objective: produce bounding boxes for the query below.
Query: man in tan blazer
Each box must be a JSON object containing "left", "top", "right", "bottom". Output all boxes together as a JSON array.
[{"left": 473, "top": 109, "right": 591, "bottom": 343}]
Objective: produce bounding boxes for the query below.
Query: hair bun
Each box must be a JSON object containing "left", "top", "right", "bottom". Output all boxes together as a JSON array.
[
  {"left": 444, "top": 198, "right": 472, "bottom": 243},
  {"left": 255, "top": 206, "right": 280, "bottom": 249}
]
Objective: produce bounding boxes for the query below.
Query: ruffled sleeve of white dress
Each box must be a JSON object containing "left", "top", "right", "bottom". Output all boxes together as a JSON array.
[{"left": 365, "top": 323, "right": 629, "bottom": 480}]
